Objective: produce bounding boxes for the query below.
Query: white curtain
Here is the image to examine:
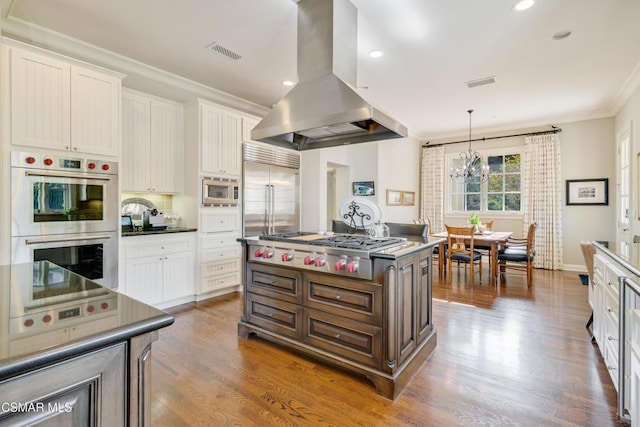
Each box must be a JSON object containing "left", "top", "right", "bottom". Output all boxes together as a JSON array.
[
  {"left": 420, "top": 146, "right": 444, "bottom": 233},
  {"left": 522, "top": 133, "right": 563, "bottom": 269}
]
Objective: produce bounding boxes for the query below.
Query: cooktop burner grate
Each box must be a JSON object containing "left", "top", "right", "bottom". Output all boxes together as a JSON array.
[
  {"left": 260, "top": 231, "right": 316, "bottom": 241},
  {"left": 307, "top": 235, "right": 406, "bottom": 250}
]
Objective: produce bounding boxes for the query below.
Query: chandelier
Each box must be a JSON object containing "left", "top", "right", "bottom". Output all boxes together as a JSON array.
[{"left": 449, "top": 110, "right": 489, "bottom": 183}]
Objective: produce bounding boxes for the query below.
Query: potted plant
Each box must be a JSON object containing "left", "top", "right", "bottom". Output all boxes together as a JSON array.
[
  {"left": 65, "top": 207, "right": 79, "bottom": 220},
  {"left": 469, "top": 213, "right": 482, "bottom": 233}
]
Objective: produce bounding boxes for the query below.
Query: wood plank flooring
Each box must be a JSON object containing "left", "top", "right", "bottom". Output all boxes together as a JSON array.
[{"left": 150, "top": 267, "right": 624, "bottom": 426}]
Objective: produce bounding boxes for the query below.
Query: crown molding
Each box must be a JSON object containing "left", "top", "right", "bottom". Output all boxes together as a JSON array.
[
  {"left": 1, "top": 15, "right": 270, "bottom": 117},
  {"left": 610, "top": 60, "right": 640, "bottom": 116}
]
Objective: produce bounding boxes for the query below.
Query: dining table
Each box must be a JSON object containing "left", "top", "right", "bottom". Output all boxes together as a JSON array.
[{"left": 431, "top": 230, "right": 513, "bottom": 285}]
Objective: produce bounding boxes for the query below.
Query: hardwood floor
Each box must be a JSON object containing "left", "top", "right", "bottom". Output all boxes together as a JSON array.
[{"left": 150, "top": 267, "right": 624, "bottom": 426}]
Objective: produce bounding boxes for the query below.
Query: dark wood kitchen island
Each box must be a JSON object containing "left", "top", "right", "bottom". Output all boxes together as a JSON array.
[
  {"left": 0, "top": 261, "right": 174, "bottom": 426},
  {"left": 238, "top": 233, "right": 441, "bottom": 399}
]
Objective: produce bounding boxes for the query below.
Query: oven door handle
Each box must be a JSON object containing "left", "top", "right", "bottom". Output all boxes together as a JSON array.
[
  {"left": 25, "top": 234, "right": 112, "bottom": 245},
  {"left": 25, "top": 170, "right": 112, "bottom": 181}
]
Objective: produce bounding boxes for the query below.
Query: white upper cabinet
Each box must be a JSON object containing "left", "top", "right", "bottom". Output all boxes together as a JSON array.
[
  {"left": 121, "top": 89, "right": 183, "bottom": 193},
  {"left": 70, "top": 66, "right": 121, "bottom": 156},
  {"left": 200, "top": 102, "right": 242, "bottom": 176},
  {"left": 8, "top": 45, "right": 122, "bottom": 156},
  {"left": 10, "top": 48, "right": 71, "bottom": 151}
]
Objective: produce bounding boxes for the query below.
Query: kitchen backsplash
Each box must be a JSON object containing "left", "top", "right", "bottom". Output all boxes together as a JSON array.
[{"left": 121, "top": 193, "right": 173, "bottom": 212}]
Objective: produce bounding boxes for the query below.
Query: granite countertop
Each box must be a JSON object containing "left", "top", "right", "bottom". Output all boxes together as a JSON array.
[
  {"left": 0, "top": 261, "right": 174, "bottom": 380},
  {"left": 122, "top": 227, "right": 197, "bottom": 237}
]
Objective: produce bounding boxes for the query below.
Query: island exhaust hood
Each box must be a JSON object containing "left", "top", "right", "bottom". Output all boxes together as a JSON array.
[{"left": 251, "top": 0, "right": 408, "bottom": 151}]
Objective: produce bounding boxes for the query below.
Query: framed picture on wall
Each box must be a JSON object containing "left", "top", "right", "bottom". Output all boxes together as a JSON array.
[
  {"left": 566, "top": 178, "right": 608, "bottom": 206},
  {"left": 402, "top": 191, "right": 415, "bottom": 206},
  {"left": 386, "top": 189, "right": 402, "bottom": 206},
  {"left": 352, "top": 181, "right": 375, "bottom": 196}
]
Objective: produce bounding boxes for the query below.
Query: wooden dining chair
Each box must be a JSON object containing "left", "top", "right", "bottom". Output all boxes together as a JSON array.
[
  {"left": 445, "top": 225, "right": 483, "bottom": 285},
  {"left": 424, "top": 218, "right": 445, "bottom": 275},
  {"left": 497, "top": 222, "right": 538, "bottom": 287}
]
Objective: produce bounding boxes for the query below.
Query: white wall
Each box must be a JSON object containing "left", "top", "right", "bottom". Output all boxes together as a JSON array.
[
  {"left": 299, "top": 136, "right": 421, "bottom": 231},
  {"left": 561, "top": 118, "right": 615, "bottom": 267}
]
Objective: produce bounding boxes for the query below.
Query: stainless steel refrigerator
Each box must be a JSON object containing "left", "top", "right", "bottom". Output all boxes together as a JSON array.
[{"left": 243, "top": 143, "right": 300, "bottom": 236}]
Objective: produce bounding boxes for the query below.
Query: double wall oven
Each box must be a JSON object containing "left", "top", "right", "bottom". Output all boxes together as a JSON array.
[{"left": 11, "top": 152, "right": 119, "bottom": 289}]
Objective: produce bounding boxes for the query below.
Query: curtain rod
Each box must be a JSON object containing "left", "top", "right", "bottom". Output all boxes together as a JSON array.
[{"left": 421, "top": 126, "right": 562, "bottom": 148}]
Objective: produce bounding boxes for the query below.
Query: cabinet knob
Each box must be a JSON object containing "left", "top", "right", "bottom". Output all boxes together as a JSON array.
[
  {"left": 335, "top": 334, "right": 340, "bottom": 339},
  {"left": 73, "top": 147, "right": 77, "bottom": 151},
  {"left": 335, "top": 295, "right": 341, "bottom": 300}
]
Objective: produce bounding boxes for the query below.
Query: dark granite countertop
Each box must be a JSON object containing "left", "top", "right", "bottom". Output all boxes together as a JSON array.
[
  {"left": 122, "top": 227, "right": 197, "bottom": 237},
  {"left": 0, "top": 261, "right": 174, "bottom": 380}
]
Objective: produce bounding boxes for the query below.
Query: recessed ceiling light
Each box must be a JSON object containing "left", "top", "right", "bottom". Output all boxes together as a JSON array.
[
  {"left": 368, "top": 50, "right": 383, "bottom": 58},
  {"left": 552, "top": 30, "right": 572, "bottom": 40},
  {"left": 512, "top": 0, "right": 534, "bottom": 11},
  {"left": 282, "top": 80, "right": 294, "bottom": 87}
]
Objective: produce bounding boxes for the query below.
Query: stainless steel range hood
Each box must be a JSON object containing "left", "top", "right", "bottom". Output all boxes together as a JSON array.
[{"left": 251, "top": 0, "right": 408, "bottom": 151}]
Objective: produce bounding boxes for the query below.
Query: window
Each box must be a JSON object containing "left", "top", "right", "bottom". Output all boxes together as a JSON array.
[{"left": 447, "top": 150, "right": 522, "bottom": 213}]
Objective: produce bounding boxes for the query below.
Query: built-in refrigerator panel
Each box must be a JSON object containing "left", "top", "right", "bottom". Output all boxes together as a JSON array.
[
  {"left": 243, "top": 161, "right": 270, "bottom": 236},
  {"left": 242, "top": 143, "right": 300, "bottom": 237},
  {"left": 270, "top": 165, "right": 299, "bottom": 235}
]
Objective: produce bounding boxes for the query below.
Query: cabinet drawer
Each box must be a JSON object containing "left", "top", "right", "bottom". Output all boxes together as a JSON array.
[
  {"left": 593, "top": 255, "right": 605, "bottom": 285},
  {"left": 246, "top": 293, "right": 302, "bottom": 340},
  {"left": 202, "top": 246, "right": 241, "bottom": 262},
  {"left": 604, "top": 285, "right": 619, "bottom": 327},
  {"left": 201, "top": 259, "right": 240, "bottom": 278},
  {"left": 201, "top": 210, "right": 240, "bottom": 233},
  {"left": 604, "top": 336, "right": 619, "bottom": 391},
  {"left": 246, "top": 264, "right": 302, "bottom": 304},
  {"left": 304, "top": 308, "right": 382, "bottom": 369},
  {"left": 200, "top": 272, "right": 239, "bottom": 293},
  {"left": 125, "top": 234, "right": 194, "bottom": 257},
  {"left": 304, "top": 273, "right": 382, "bottom": 325},
  {"left": 201, "top": 234, "right": 240, "bottom": 250},
  {"left": 604, "top": 261, "right": 624, "bottom": 298}
]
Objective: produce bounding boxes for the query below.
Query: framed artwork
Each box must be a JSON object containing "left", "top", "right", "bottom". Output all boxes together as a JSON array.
[
  {"left": 566, "top": 178, "right": 608, "bottom": 206},
  {"left": 402, "top": 191, "right": 415, "bottom": 206},
  {"left": 386, "top": 189, "right": 402, "bottom": 206},
  {"left": 352, "top": 181, "right": 375, "bottom": 196}
]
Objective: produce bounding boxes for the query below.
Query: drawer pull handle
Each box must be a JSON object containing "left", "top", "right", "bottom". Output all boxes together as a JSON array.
[
  {"left": 335, "top": 295, "right": 341, "bottom": 300},
  {"left": 607, "top": 365, "right": 616, "bottom": 371},
  {"left": 335, "top": 334, "right": 340, "bottom": 339},
  {"left": 607, "top": 336, "right": 618, "bottom": 341}
]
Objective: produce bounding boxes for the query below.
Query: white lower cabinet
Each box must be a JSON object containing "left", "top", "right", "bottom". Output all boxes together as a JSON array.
[
  {"left": 197, "top": 232, "right": 241, "bottom": 299},
  {"left": 122, "top": 233, "right": 196, "bottom": 308}
]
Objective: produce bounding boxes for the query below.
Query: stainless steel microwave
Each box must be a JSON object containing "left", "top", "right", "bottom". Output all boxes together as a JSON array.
[{"left": 202, "top": 177, "right": 239, "bottom": 206}]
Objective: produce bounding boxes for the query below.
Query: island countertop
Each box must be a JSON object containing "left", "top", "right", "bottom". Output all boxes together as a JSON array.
[{"left": 0, "top": 261, "right": 174, "bottom": 381}]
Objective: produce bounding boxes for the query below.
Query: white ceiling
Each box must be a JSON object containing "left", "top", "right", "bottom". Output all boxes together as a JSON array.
[{"left": 3, "top": 0, "right": 640, "bottom": 140}]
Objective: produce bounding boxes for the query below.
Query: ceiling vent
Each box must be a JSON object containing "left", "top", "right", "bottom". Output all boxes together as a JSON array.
[
  {"left": 206, "top": 42, "right": 242, "bottom": 60},
  {"left": 465, "top": 76, "right": 497, "bottom": 88}
]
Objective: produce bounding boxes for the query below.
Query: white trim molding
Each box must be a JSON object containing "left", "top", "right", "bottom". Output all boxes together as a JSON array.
[{"left": 1, "top": 14, "right": 270, "bottom": 118}]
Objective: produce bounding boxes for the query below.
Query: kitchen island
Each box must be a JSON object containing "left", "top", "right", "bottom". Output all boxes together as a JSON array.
[
  {"left": 0, "top": 261, "right": 174, "bottom": 426},
  {"left": 238, "top": 232, "right": 442, "bottom": 399}
]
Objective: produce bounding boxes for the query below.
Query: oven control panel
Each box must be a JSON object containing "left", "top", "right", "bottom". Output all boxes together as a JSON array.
[
  {"left": 11, "top": 151, "right": 118, "bottom": 175},
  {"left": 248, "top": 244, "right": 372, "bottom": 280},
  {"left": 9, "top": 295, "right": 118, "bottom": 337}
]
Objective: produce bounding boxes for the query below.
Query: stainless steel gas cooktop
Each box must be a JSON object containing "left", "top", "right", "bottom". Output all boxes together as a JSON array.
[{"left": 247, "top": 232, "right": 411, "bottom": 280}]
